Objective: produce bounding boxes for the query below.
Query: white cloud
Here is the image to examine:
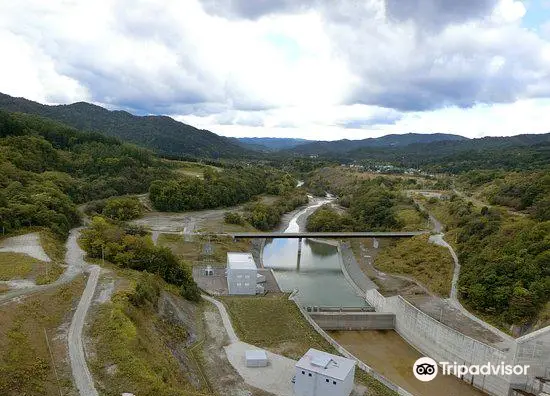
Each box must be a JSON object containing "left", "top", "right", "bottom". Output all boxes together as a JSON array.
[{"left": 1, "top": 0, "right": 550, "bottom": 140}]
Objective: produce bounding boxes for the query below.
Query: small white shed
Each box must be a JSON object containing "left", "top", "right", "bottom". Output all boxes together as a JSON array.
[{"left": 245, "top": 349, "right": 269, "bottom": 367}]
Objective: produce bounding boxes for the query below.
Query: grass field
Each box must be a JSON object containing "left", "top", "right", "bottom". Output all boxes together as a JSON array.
[
  {"left": 158, "top": 234, "right": 252, "bottom": 265},
  {"left": 164, "top": 159, "right": 221, "bottom": 180},
  {"left": 0, "top": 252, "right": 63, "bottom": 285},
  {"left": 220, "top": 294, "right": 397, "bottom": 396},
  {"left": 0, "top": 276, "right": 85, "bottom": 396},
  {"left": 0, "top": 252, "right": 37, "bottom": 280},
  {"left": 221, "top": 294, "right": 336, "bottom": 360},
  {"left": 374, "top": 235, "right": 454, "bottom": 296}
]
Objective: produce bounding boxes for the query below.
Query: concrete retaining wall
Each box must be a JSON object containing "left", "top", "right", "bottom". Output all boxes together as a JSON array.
[
  {"left": 310, "top": 312, "right": 395, "bottom": 330},
  {"left": 338, "top": 242, "right": 378, "bottom": 293}
]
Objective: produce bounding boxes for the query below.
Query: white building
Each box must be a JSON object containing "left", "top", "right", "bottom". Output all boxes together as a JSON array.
[
  {"left": 294, "top": 348, "right": 355, "bottom": 396},
  {"left": 226, "top": 252, "right": 257, "bottom": 295}
]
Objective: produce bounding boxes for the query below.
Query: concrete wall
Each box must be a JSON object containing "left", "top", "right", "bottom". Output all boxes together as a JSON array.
[
  {"left": 514, "top": 326, "right": 550, "bottom": 393},
  {"left": 366, "top": 289, "right": 550, "bottom": 396},
  {"left": 310, "top": 312, "right": 395, "bottom": 330},
  {"left": 227, "top": 268, "right": 257, "bottom": 295}
]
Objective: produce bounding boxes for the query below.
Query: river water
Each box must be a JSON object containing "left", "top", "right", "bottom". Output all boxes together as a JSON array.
[{"left": 262, "top": 199, "right": 367, "bottom": 308}]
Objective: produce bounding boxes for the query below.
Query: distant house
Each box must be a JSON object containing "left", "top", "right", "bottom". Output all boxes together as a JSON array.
[
  {"left": 294, "top": 348, "right": 355, "bottom": 396},
  {"left": 226, "top": 252, "right": 258, "bottom": 295}
]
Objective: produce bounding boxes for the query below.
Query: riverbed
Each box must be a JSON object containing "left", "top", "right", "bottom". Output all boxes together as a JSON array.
[{"left": 330, "top": 330, "right": 486, "bottom": 396}]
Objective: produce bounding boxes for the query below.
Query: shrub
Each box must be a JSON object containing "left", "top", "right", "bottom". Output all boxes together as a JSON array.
[{"left": 224, "top": 211, "right": 245, "bottom": 225}]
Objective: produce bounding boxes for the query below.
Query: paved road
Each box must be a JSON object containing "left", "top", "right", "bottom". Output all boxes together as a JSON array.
[{"left": 68, "top": 265, "right": 100, "bottom": 396}]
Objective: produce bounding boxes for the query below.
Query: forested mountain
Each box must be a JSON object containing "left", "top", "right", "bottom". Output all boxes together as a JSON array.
[
  {"left": 0, "top": 92, "right": 248, "bottom": 158},
  {"left": 346, "top": 134, "right": 550, "bottom": 172},
  {"left": 234, "top": 137, "right": 310, "bottom": 151},
  {"left": 288, "top": 133, "right": 467, "bottom": 155},
  {"left": 0, "top": 110, "right": 172, "bottom": 234}
]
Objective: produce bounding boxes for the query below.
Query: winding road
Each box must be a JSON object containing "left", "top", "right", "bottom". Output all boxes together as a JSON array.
[
  {"left": 411, "top": 192, "right": 514, "bottom": 342},
  {"left": 0, "top": 227, "right": 101, "bottom": 395}
]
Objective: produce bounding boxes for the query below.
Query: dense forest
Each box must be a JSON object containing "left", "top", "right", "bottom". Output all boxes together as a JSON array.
[
  {"left": 305, "top": 170, "right": 426, "bottom": 232},
  {"left": 243, "top": 190, "right": 308, "bottom": 230},
  {"left": 0, "top": 110, "right": 171, "bottom": 235},
  {"left": 457, "top": 170, "right": 550, "bottom": 220},
  {"left": 149, "top": 167, "right": 299, "bottom": 212},
  {"left": 420, "top": 193, "right": 550, "bottom": 327}
]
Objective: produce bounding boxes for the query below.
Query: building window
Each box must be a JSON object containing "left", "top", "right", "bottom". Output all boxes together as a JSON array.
[
  {"left": 302, "top": 371, "right": 305, "bottom": 375},
  {"left": 325, "top": 379, "right": 329, "bottom": 383},
  {"left": 244, "top": 282, "right": 250, "bottom": 287},
  {"left": 237, "top": 274, "right": 243, "bottom": 278},
  {"left": 308, "top": 373, "right": 312, "bottom": 377},
  {"left": 237, "top": 282, "right": 242, "bottom": 287},
  {"left": 333, "top": 381, "right": 336, "bottom": 385},
  {"left": 245, "top": 274, "right": 250, "bottom": 279}
]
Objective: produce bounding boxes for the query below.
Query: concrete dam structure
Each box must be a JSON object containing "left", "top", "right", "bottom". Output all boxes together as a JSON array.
[{"left": 310, "top": 312, "right": 396, "bottom": 331}]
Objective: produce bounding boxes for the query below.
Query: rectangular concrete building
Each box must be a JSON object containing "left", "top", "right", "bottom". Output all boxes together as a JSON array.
[
  {"left": 226, "top": 252, "right": 257, "bottom": 295},
  {"left": 245, "top": 349, "right": 268, "bottom": 367},
  {"left": 294, "top": 348, "right": 355, "bottom": 396}
]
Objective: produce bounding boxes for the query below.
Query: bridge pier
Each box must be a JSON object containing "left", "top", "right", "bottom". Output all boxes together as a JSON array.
[{"left": 296, "top": 237, "right": 302, "bottom": 270}]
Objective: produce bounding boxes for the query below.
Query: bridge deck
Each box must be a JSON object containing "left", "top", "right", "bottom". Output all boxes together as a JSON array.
[{"left": 230, "top": 231, "right": 427, "bottom": 239}]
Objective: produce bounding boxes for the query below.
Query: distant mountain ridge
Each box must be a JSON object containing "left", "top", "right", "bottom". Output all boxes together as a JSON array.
[
  {"left": 234, "top": 137, "right": 310, "bottom": 151},
  {"left": 0, "top": 92, "right": 248, "bottom": 158},
  {"left": 287, "top": 133, "right": 468, "bottom": 155}
]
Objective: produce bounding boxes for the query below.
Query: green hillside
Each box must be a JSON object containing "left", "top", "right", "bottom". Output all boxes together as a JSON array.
[{"left": 0, "top": 92, "right": 249, "bottom": 158}]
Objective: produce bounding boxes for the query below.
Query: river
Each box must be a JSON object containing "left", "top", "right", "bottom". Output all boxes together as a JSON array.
[
  {"left": 262, "top": 197, "right": 367, "bottom": 308},
  {"left": 262, "top": 196, "right": 486, "bottom": 396}
]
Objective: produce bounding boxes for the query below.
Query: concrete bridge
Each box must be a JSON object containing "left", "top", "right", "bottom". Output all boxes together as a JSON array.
[{"left": 230, "top": 231, "right": 427, "bottom": 239}]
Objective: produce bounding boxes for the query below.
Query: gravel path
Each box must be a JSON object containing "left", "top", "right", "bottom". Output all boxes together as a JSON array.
[
  {"left": 0, "top": 232, "right": 51, "bottom": 261},
  {"left": 68, "top": 265, "right": 100, "bottom": 396},
  {"left": 202, "top": 294, "right": 238, "bottom": 343},
  {"left": 0, "top": 228, "right": 86, "bottom": 304}
]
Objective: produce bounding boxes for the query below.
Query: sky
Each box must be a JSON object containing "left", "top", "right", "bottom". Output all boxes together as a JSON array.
[{"left": 1, "top": 0, "right": 550, "bottom": 141}]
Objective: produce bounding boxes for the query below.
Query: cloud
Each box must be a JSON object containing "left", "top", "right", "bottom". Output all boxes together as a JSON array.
[
  {"left": 199, "top": 0, "right": 315, "bottom": 19},
  {"left": 384, "top": 0, "right": 498, "bottom": 30},
  {"left": 0, "top": 0, "right": 550, "bottom": 141}
]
